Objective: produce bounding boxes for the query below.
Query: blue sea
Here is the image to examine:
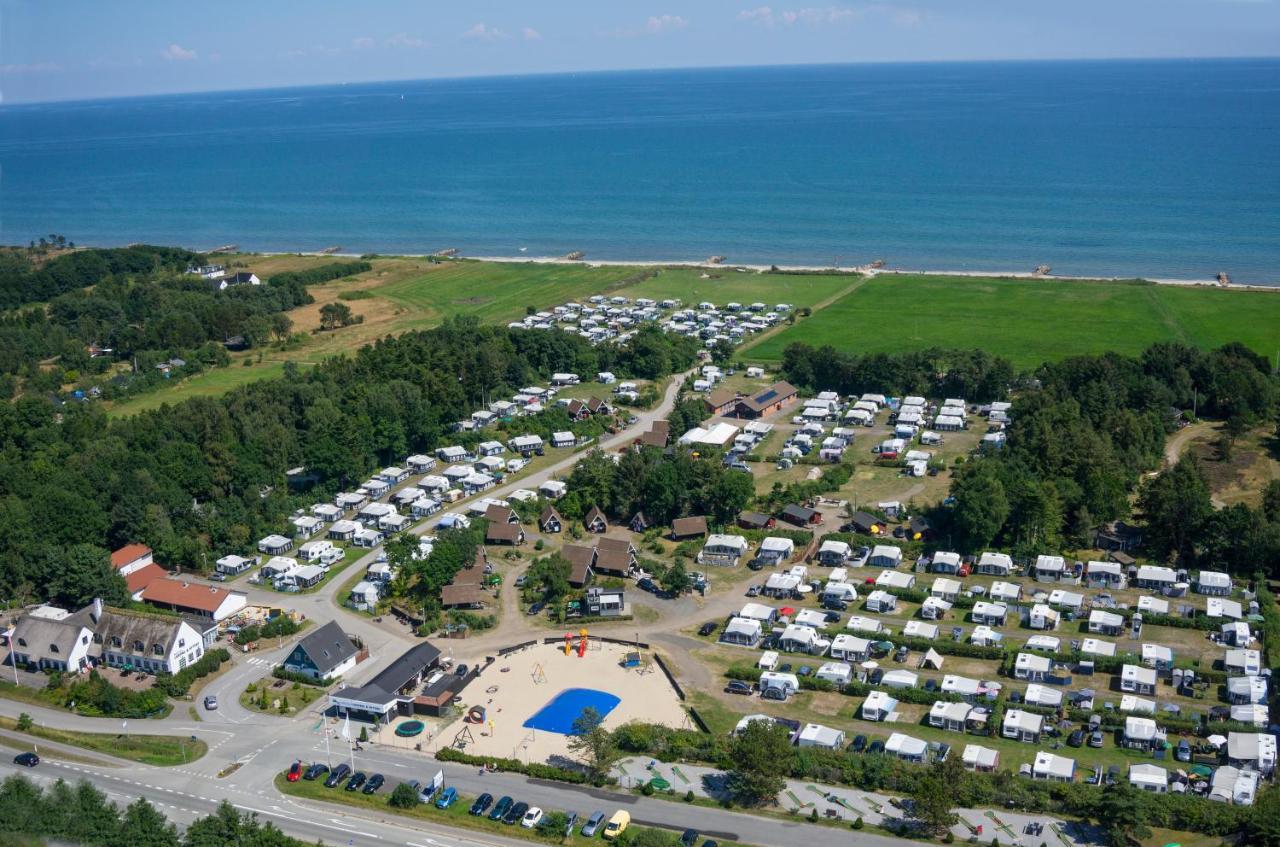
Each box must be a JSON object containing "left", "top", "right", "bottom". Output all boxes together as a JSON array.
[{"left": 2, "top": 60, "right": 1279, "bottom": 282}]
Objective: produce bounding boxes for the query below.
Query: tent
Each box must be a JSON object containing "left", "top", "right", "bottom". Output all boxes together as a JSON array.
[{"left": 920, "top": 648, "right": 944, "bottom": 670}]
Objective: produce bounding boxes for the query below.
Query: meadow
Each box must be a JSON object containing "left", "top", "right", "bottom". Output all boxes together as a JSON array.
[{"left": 745, "top": 274, "right": 1280, "bottom": 369}]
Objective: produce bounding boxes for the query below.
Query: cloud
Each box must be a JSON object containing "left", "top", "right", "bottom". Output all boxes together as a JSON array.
[
  {"left": 462, "top": 23, "right": 509, "bottom": 41},
  {"left": 522, "top": 27, "right": 542, "bottom": 41},
  {"left": 352, "top": 36, "right": 375, "bottom": 50},
  {"left": 0, "top": 62, "right": 62, "bottom": 75},
  {"left": 738, "top": 4, "right": 920, "bottom": 27},
  {"left": 160, "top": 43, "right": 197, "bottom": 61},
  {"left": 645, "top": 14, "right": 688, "bottom": 33},
  {"left": 386, "top": 32, "right": 427, "bottom": 49}
]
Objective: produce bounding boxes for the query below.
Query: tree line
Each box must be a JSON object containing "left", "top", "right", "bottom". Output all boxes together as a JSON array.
[
  {"left": 0, "top": 774, "right": 322, "bottom": 847},
  {"left": 0, "top": 315, "right": 699, "bottom": 609}
]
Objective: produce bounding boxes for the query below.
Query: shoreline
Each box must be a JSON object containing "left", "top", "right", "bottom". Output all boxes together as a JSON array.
[{"left": 255, "top": 248, "right": 1279, "bottom": 291}]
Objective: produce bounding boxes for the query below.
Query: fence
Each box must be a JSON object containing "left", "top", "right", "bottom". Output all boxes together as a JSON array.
[{"left": 651, "top": 653, "right": 685, "bottom": 701}]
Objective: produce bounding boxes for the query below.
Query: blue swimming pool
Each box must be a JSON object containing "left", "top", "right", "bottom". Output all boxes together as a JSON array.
[{"left": 522, "top": 687, "right": 621, "bottom": 735}]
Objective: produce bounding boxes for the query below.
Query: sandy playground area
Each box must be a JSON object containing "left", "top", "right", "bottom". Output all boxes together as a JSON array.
[{"left": 435, "top": 640, "right": 688, "bottom": 765}]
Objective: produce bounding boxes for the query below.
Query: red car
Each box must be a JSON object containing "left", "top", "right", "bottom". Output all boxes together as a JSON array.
[{"left": 287, "top": 761, "right": 302, "bottom": 782}]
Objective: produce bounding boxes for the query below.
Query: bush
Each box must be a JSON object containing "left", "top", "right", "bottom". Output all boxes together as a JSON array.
[
  {"left": 271, "top": 667, "right": 333, "bottom": 687},
  {"left": 684, "top": 790, "right": 695, "bottom": 802},
  {"left": 435, "top": 747, "right": 597, "bottom": 785},
  {"left": 154, "top": 648, "right": 231, "bottom": 697},
  {"left": 16, "top": 712, "right": 32, "bottom": 731},
  {"left": 389, "top": 782, "right": 420, "bottom": 808},
  {"left": 852, "top": 817, "right": 863, "bottom": 830}
]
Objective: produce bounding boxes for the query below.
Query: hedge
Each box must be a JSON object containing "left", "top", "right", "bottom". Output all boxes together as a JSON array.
[
  {"left": 435, "top": 747, "right": 597, "bottom": 785},
  {"left": 153, "top": 648, "right": 231, "bottom": 697},
  {"left": 271, "top": 666, "right": 334, "bottom": 687}
]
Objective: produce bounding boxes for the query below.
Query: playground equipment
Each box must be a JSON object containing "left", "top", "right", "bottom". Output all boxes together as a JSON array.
[
  {"left": 532, "top": 663, "right": 547, "bottom": 684},
  {"left": 452, "top": 724, "right": 475, "bottom": 749},
  {"left": 466, "top": 705, "right": 486, "bottom": 724},
  {"left": 578, "top": 628, "right": 588, "bottom": 657},
  {"left": 394, "top": 720, "right": 426, "bottom": 737},
  {"left": 622, "top": 651, "right": 641, "bottom": 668}
]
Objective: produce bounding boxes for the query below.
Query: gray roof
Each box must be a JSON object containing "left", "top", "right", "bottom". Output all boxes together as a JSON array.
[
  {"left": 291, "top": 620, "right": 358, "bottom": 675},
  {"left": 11, "top": 614, "right": 90, "bottom": 658},
  {"left": 93, "top": 609, "right": 191, "bottom": 659}
]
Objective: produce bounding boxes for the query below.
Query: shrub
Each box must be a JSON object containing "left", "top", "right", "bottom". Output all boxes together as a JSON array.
[
  {"left": 389, "top": 782, "right": 420, "bottom": 808},
  {"left": 435, "top": 747, "right": 596, "bottom": 785},
  {"left": 852, "top": 817, "right": 863, "bottom": 830},
  {"left": 16, "top": 712, "right": 32, "bottom": 731},
  {"left": 684, "top": 790, "right": 695, "bottom": 803},
  {"left": 271, "top": 667, "right": 332, "bottom": 687}
]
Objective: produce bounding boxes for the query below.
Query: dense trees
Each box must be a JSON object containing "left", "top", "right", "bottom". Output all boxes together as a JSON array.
[
  {"left": 567, "top": 706, "right": 621, "bottom": 782},
  {"left": 780, "top": 343, "right": 1015, "bottom": 402},
  {"left": 0, "top": 775, "right": 314, "bottom": 847},
  {"left": 725, "top": 719, "right": 793, "bottom": 805},
  {"left": 559, "top": 446, "right": 754, "bottom": 527}
]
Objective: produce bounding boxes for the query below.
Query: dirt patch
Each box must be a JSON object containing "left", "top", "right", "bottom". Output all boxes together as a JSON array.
[{"left": 1186, "top": 425, "right": 1280, "bottom": 507}]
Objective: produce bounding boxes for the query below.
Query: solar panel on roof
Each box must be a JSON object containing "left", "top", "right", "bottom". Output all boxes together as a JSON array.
[{"left": 755, "top": 389, "right": 778, "bottom": 404}]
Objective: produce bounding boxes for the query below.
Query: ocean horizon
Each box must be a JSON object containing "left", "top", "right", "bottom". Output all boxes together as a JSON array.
[{"left": 2, "top": 59, "right": 1278, "bottom": 282}]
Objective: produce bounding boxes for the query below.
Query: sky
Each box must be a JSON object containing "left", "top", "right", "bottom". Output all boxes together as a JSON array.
[{"left": 2, "top": 0, "right": 1278, "bottom": 104}]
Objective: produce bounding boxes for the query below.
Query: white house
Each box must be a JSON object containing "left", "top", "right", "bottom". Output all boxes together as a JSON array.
[
  {"left": 1033, "top": 555, "right": 1066, "bottom": 582},
  {"left": 1027, "top": 603, "right": 1059, "bottom": 630},
  {"left": 880, "top": 669, "right": 918, "bottom": 689},
  {"left": 1129, "top": 764, "right": 1169, "bottom": 793},
  {"left": 975, "top": 552, "right": 1014, "bottom": 576},
  {"left": 931, "top": 551, "right": 963, "bottom": 574},
  {"left": 929, "top": 700, "right": 973, "bottom": 732},
  {"left": 1135, "top": 565, "right": 1177, "bottom": 591},
  {"left": 1210, "top": 766, "right": 1260, "bottom": 806},
  {"left": 797, "top": 723, "right": 845, "bottom": 749},
  {"left": 1225, "top": 648, "right": 1262, "bottom": 676},
  {"left": 1023, "top": 684, "right": 1063, "bottom": 708},
  {"left": 962, "top": 744, "right": 1000, "bottom": 772},
  {"left": 903, "top": 620, "right": 939, "bottom": 640},
  {"left": 778, "top": 624, "right": 829, "bottom": 655},
  {"left": 1032, "top": 751, "right": 1075, "bottom": 783},
  {"left": 846, "top": 616, "right": 885, "bottom": 635},
  {"left": 1002, "top": 709, "right": 1044, "bottom": 743},
  {"left": 989, "top": 581, "right": 1022, "bottom": 604},
  {"left": 865, "top": 590, "right": 897, "bottom": 613},
  {"left": 885, "top": 733, "right": 928, "bottom": 763},
  {"left": 1025, "top": 634, "right": 1060, "bottom": 653},
  {"left": 921, "top": 597, "right": 952, "bottom": 621},
  {"left": 861, "top": 690, "right": 899, "bottom": 721},
  {"left": 1227, "top": 732, "right": 1277, "bottom": 775},
  {"left": 814, "top": 662, "right": 853, "bottom": 686},
  {"left": 829, "top": 634, "right": 871, "bottom": 662},
  {"left": 1088, "top": 609, "right": 1125, "bottom": 637},
  {"left": 1014, "top": 652, "right": 1051, "bottom": 681},
  {"left": 868, "top": 545, "right": 903, "bottom": 568},
  {"left": 1085, "top": 561, "right": 1126, "bottom": 589},
  {"left": 931, "top": 577, "right": 961, "bottom": 602},
  {"left": 1080, "top": 638, "right": 1116, "bottom": 658},
  {"left": 700, "top": 534, "right": 750, "bottom": 566},
  {"left": 817, "top": 540, "right": 851, "bottom": 565},
  {"left": 971, "top": 601, "right": 1008, "bottom": 627},
  {"left": 1196, "top": 570, "right": 1233, "bottom": 596},
  {"left": 875, "top": 570, "right": 916, "bottom": 590},
  {"left": 258, "top": 534, "right": 294, "bottom": 555},
  {"left": 94, "top": 607, "right": 206, "bottom": 675},
  {"left": 759, "top": 671, "right": 800, "bottom": 697},
  {"left": 1120, "top": 664, "right": 1157, "bottom": 695}
]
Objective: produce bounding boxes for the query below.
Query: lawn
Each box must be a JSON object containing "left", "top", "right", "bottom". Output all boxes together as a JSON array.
[
  {"left": 239, "top": 676, "right": 324, "bottom": 716},
  {"left": 613, "top": 267, "right": 856, "bottom": 311},
  {"left": 372, "top": 260, "right": 657, "bottom": 325},
  {"left": 0, "top": 715, "right": 205, "bottom": 766},
  {"left": 746, "top": 274, "right": 1280, "bottom": 369}
]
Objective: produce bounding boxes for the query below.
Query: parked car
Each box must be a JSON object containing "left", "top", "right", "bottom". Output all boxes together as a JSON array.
[
  {"left": 563, "top": 812, "right": 579, "bottom": 836},
  {"left": 582, "top": 810, "right": 606, "bottom": 836},
  {"left": 778, "top": 663, "right": 793, "bottom": 673},
  {"left": 469, "top": 793, "right": 493, "bottom": 815},
  {"left": 867, "top": 740, "right": 885, "bottom": 754},
  {"left": 505, "top": 801, "right": 530, "bottom": 825},
  {"left": 303, "top": 763, "right": 329, "bottom": 781},
  {"left": 13, "top": 752, "right": 39, "bottom": 767},
  {"left": 489, "top": 796, "right": 514, "bottom": 821},
  {"left": 514, "top": 575, "right": 528, "bottom": 587},
  {"left": 204, "top": 695, "right": 218, "bottom": 710},
  {"left": 1089, "top": 731, "right": 1105, "bottom": 748},
  {"left": 362, "top": 774, "right": 385, "bottom": 794},
  {"left": 1105, "top": 765, "right": 1121, "bottom": 786},
  {"left": 521, "top": 807, "right": 544, "bottom": 828},
  {"left": 850, "top": 734, "right": 868, "bottom": 753},
  {"left": 681, "top": 829, "right": 699, "bottom": 847},
  {"left": 698, "top": 621, "right": 718, "bottom": 637},
  {"left": 725, "top": 680, "right": 752, "bottom": 695},
  {"left": 418, "top": 780, "right": 439, "bottom": 803},
  {"left": 869, "top": 669, "right": 884, "bottom": 685},
  {"left": 287, "top": 761, "right": 303, "bottom": 782},
  {"left": 1176, "top": 740, "right": 1192, "bottom": 762},
  {"left": 323, "top": 764, "right": 351, "bottom": 788},
  {"left": 746, "top": 585, "right": 762, "bottom": 597},
  {"left": 528, "top": 601, "right": 545, "bottom": 616},
  {"left": 603, "top": 810, "right": 631, "bottom": 841},
  {"left": 822, "top": 599, "right": 847, "bottom": 612},
  {"left": 435, "top": 787, "right": 457, "bottom": 808},
  {"left": 344, "top": 772, "right": 367, "bottom": 791},
  {"left": 1067, "top": 730, "right": 1084, "bottom": 748},
  {"left": 823, "top": 610, "right": 842, "bottom": 622}
]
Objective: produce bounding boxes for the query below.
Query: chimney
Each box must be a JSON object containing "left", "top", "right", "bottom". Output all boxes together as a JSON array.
[{"left": 91, "top": 597, "right": 103, "bottom": 623}]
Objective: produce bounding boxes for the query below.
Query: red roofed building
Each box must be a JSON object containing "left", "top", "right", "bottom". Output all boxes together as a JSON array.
[
  {"left": 141, "top": 579, "right": 247, "bottom": 622},
  {"left": 111, "top": 543, "right": 153, "bottom": 576},
  {"left": 125, "top": 563, "right": 169, "bottom": 599}
]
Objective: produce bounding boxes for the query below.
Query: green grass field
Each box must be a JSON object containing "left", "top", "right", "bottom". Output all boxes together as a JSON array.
[
  {"left": 614, "top": 267, "right": 856, "bottom": 311},
  {"left": 746, "top": 274, "right": 1280, "bottom": 368},
  {"left": 0, "top": 714, "right": 205, "bottom": 766},
  {"left": 373, "top": 260, "right": 658, "bottom": 324}
]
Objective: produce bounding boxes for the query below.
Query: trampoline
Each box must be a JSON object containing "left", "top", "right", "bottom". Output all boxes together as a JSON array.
[
  {"left": 522, "top": 687, "right": 621, "bottom": 735},
  {"left": 395, "top": 720, "right": 426, "bottom": 737}
]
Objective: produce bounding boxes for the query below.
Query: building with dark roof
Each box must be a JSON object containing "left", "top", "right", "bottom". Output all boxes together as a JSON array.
[
  {"left": 328, "top": 641, "right": 443, "bottom": 723},
  {"left": 731, "top": 381, "right": 798, "bottom": 419},
  {"left": 282, "top": 620, "right": 361, "bottom": 681}
]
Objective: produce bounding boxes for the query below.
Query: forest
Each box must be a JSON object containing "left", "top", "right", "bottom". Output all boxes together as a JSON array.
[{"left": 0, "top": 317, "right": 698, "bottom": 607}]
